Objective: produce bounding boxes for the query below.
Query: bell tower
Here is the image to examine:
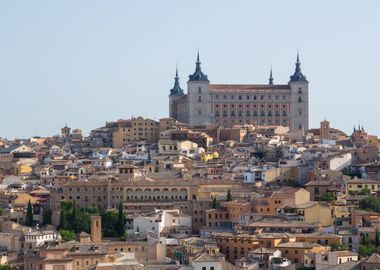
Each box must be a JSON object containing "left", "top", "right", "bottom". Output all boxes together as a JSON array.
[
  {"left": 320, "top": 119, "right": 330, "bottom": 140},
  {"left": 91, "top": 215, "right": 102, "bottom": 243}
]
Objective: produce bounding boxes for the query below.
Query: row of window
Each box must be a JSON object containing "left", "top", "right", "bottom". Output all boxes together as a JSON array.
[
  {"left": 215, "top": 103, "right": 287, "bottom": 108},
  {"left": 215, "top": 111, "right": 289, "bottom": 117},
  {"left": 213, "top": 94, "right": 289, "bottom": 101}
]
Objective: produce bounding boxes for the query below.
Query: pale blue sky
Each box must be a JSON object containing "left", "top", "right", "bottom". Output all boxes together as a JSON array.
[{"left": 0, "top": 1, "right": 379, "bottom": 139}]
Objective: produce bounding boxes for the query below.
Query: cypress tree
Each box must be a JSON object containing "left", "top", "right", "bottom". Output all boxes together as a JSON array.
[
  {"left": 226, "top": 189, "right": 232, "bottom": 201},
  {"left": 26, "top": 200, "right": 33, "bottom": 226},
  {"left": 43, "top": 208, "right": 52, "bottom": 225},
  {"left": 72, "top": 201, "right": 77, "bottom": 232},
  {"left": 117, "top": 202, "right": 125, "bottom": 237},
  {"left": 212, "top": 196, "right": 217, "bottom": 209}
]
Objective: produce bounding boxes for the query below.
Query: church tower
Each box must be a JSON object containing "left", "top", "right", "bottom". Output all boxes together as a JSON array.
[
  {"left": 320, "top": 119, "right": 331, "bottom": 140},
  {"left": 187, "top": 52, "right": 211, "bottom": 126},
  {"left": 169, "top": 66, "right": 185, "bottom": 121},
  {"left": 90, "top": 215, "right": 102, "bottom": 243},
  {"left": 288, "top": 52, "right": 309, "bottom": 132}
]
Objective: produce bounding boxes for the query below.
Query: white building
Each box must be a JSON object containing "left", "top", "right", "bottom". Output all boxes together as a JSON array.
[
  {"left": 132, "top": 209, "right": 192, "bottom": 235},
  {"left": 315, "top": 251, "right": 358, "bottom": 270},
  {"left": 24, "top": 228, "right": 60, "bottom": 253}
]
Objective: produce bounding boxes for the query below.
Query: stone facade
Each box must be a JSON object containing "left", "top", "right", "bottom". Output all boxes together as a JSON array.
[
  {"left": 112, "top": 116, "right": 159, "bottom": 148},
  {"left": 169, "top": 53, "right": 309, "bottom": 131}
]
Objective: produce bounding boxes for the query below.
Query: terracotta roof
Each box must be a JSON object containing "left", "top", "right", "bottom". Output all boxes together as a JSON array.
[
  {"left": 277, "top": 242, "right": 319, "bottom": 248},
  {"left": 366, "top": 253, "right": 380, "bottom": 263},
  {"left": 331, "top": 251, "right": 358, "bottom": 257}
]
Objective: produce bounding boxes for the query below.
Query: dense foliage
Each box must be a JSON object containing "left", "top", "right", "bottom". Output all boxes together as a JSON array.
[
  {"left": 59, "top": 229, "right": 76, "bottom": 242},
  {"left": 342, "top": 167, "right": 361, "bottom": 179},
  {"left": 319, "top": 192, "right": 336, "bottom": 202},
  {"left": 42, "top": 208, "right": 52, "bottom": 225},
  {"left": 0, "top": 265, "right": 14, "bottom": 270},
  {"left": 330, "top": 242, "right": 348, "bottom": 251},
  {"left": 359, "top": 195, "right": 380, "bottom": 213},
  {"left": 358, "top": 231, "right": 380, "bottom": 256},
  {"left": 58, "top": 201, "right": 126, "bottom": 240}
]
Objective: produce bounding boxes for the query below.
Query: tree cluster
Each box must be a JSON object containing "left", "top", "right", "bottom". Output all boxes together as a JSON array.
[
  {"left": 358, "top": 232, "right": 380, "bottom": 257},
  {"left": 0, "top": 265, "right": 14, "bottom": 270},
  {"left": 319, "top": 192, "right": 336, "bottom": 202},
  {"left": 359, "top": 195, "right": 380, "bottom": 213},
  {"left": 58, "top": 201, "right": 126, "bottom": 240}
]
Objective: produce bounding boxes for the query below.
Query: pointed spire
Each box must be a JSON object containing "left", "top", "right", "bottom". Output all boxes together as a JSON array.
[
  {"left": 269, "top": 66, "right": 274, "bottom": 85},
  {"left": 195, "top": 50, "right": 202, "bottom": 72},
  {"left": 189, "top": 50, "right": 209, "bottom": 82},
  {"left": 295, "top": 51, "right": 301, "bottom": 73},
  {"left": 170, "top": 64, "right": 183, "bottom": 96},
  {"left": 297, "top": 50, "right": 300, "bottom": 63},
  {"left": 289, "top": 51, "right": 307, "bottom": 82}
]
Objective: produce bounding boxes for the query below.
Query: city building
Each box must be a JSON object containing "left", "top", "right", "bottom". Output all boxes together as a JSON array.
[{"left": 169, "top": 52, "right": 309, "bottom": 131}]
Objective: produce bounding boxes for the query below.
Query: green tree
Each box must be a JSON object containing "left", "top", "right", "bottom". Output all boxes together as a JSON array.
[
  {"left": 26, "top": 200, "right": 33, "bottom": 226},
  {"left": 101, "top": 210, "right": 119, "bottom": 237},
  {"left": 320, "top": 192, "right": 336, "bottom": 202},
  {"left": 0, "top": 265, "right": 14, "bottom": 270},
  {"left": 331, "top": 242, "right": 348, "bottom": 251},
  {"left": 117, "top": 202, "right": 125, "bottom": 237},
  {"left": 359, "top": 195, "right": 380, "bottom": 213},
  {"left": 376, "top": 231, "right": 380, "bottom": 247},
  {"left": 42, "top": 208, "right": 52, "bottom": 225},
  {"left": 0, "top": 208, "right": 4, "bottom": 216},
  {"left": 360, "top": 187, "right": 372, "bottom": 196},
  {"left": 359, "top": 245, "right": 374, "bottom": 257},
  {"left": 361, "top": 234, "right": 370, "bottom": 245},
  {"left": 59, "top": 201, "right": 73, "bottom": 230},
  {"left": 211, "top": 196, "right": 217, "bottom": 209},
  {"left": 59, "top": 229, "right": 76, "bottom": 242},
  {"left": 71, "top": 201, "right": 77, "bottom": 232},
  {"left": 226, "top": 189, "right": 232, "bottom": 201}
]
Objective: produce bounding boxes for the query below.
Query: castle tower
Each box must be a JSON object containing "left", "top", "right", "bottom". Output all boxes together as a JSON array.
[
  {"left": 320, "top": 119, "right": 330, "bottom": 140},
  {"left": 169, "top": 66, "right": 185, "bottom": 121},
  {"left": 288, "top": 52, "right": 309, "bottom": 132},
  {"left": 91, "top": 215, "right": 102, "bottom": 243},
  {"left": 187, "top": 51, "right": 211, "bottom": 126}
]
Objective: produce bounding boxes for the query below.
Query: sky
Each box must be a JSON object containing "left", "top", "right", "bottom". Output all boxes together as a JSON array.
[{"left": 0, "top": 1, "right": 379, "bottom": 139}]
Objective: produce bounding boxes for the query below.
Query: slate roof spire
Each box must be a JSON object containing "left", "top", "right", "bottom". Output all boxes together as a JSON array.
[
  {"left": 289, "top": 51, "right": 308, "bottom": 82},
  {"left": 170, "top": 65, "right": 184, "bottom": 95},
  {"left": 189, "top": 50, "right": 209, "bottom": 82},
  {"left": 269, "top": 66, "right": 274, "bottom": 85}
]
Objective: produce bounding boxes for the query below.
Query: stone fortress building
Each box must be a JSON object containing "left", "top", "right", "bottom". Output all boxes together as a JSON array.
[{"left": 169, "top": 52, "right": 309, "bottom": 131}]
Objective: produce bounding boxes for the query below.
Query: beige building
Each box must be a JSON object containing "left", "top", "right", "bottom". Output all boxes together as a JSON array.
[
  {"left": 112, "top": 117, "right": 159, "bottom": 148},
  {"left": 169, "top": 52, "right": 309, "bottom": 131}
]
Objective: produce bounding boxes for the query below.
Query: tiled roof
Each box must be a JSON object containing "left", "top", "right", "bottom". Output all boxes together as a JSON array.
[
  {"left": 366, "top": 253, "right": 380, "bottom": 263},
  {"left": 277, "top": 242, "right": 318, "bottom": 248}
]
